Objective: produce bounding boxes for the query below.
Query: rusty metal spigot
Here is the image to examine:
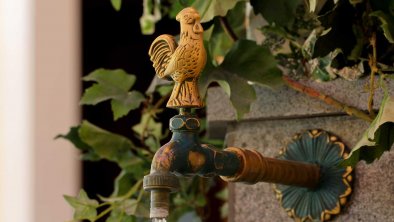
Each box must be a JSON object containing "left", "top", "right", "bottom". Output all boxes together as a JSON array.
[{"left": 143, "top": 6, "right": 353, "bottom": 222}]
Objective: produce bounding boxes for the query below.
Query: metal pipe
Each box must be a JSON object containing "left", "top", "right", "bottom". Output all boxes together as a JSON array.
[{"left": 220, "top": 147, "right": 320, "bottom": 188}]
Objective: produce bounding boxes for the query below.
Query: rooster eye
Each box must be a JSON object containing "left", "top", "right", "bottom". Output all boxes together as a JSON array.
[{"left": 184, "top": 15, "right": 195, "bottom": 24}]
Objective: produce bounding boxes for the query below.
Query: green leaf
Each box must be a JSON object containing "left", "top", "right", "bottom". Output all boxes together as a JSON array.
[
  {"left": 111, "top": 199, "right": 149, "bottom": 218},
  {"left": 132, "top": 113, "right": 163, "bottom": 140},
  {"left": 307, "top": 49, "right": 342, "bottom": 81},
  {"left": 343, "top": 94, "right": 394, "bottom": 166},
  {"left": 250, "top": 0, "right": 303, "bottom": 27},
  {"left": 192, "top": 0, "right": 242, "bottom": 23},
  {"left": 100, "top": 179, "right": 143, "bottom": 202},
  {"left": 199, "top": 40, "right": 282, "bottom": 119},
  {"left": 370, "top": 11, "right": 394, "bottom": 43},
  {"left": 169, "top": 0, "right": 196, "bottom": 19},
  {"left": 110, "top": 0, "right": 122, "bottom": 11},
  {"left": 56, "top": 126, "right": 92, "bottom": 151},
  {"left": 111, "top": 91, "right": 145, "bottom": 120},
  {"left": 56, "top": 126, "right": 100, "bottom": 161},
  {"left": 106, "top": 213, "right": 134, "bottom": 222},
  {"left": 207, "top": 1, "right": 246, "bottom": 60},
  {"left": 78, "top": 121, "right": 142, "bottom": 171},
  {"left": 156, "top": 85, "right": 173, "bottom": 96},
  {"left": 64, "top": 190, "right": 99, "bottom": 221},
  {"left": 81, "top": 69, "right": 144, "bottom": 120},
  {"left": 140, "top": 0, "right": 162, "bottom": 34}
]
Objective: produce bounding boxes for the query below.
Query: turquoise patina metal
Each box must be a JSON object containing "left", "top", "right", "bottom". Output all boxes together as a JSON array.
[{"left": 274, "top": 130, "right": 353, "bottom": 221}]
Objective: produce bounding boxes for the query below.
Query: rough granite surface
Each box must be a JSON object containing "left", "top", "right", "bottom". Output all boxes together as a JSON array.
[
  {"left": 207, "top": 77, "right": 394, "bottom": 123},
  {"left": 224, "top": 116, "right": 394, "bottom": 222},
  {"left": 206, "top": 78, "right": 394, "bottom": 222}
]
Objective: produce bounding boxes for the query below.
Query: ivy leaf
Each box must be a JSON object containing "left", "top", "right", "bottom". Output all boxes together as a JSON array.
[
  {"left": 111, "top": 91, "right": 145, "bottom": 120},
  {"left": 56, "top": 126, "right": 92, "bottom": 151},
  {"left": 78, "top": 121, "right": 143, "bottom": 171},
  {"left": 110, "top": 0, "right": 122, "bottom": 11},
  {"left": 207, "top": 1, "right": 246, "bottom": 60},
  {"left": 370, "top": 11, "right": 394, "bottom": 43},
  {"left": 81, "top": 69, "right": 145, "bottom": 120},
  {"left": 250, "top": 0, "right": 302, "bottom": 28},
  {"left": 140, "top": 0, "right": 162, "bottom": 34},
  {"left": 343, "top": 94, "right": 394, "bottom": 166},
  {"left": 192, "top": 0, "right": 242, "bottom": 23},
  {"left": 106, "top": 213, "right": 133, "bottom": 222},
  {"left": 132, "top": 113, "right": 163, "bottom": 141},
  {"left": 200, "top": 40, "right": 282, "bottom": 119},
  {"left": 307, "top": 49, "right": 342, "bottom": 81},
  {"left": 56, "top": 126, "right": 100, "bottom": 161},
  {"left": 169, "top": 0, "right": 195, "bottom": 18},
  {"left": 100, "top": 179, "right": 143, "bottom": 202},
  {"left": 123, "top": 199, "right": 150, "bottom": 218},
  {"left": 64, "top": 190, "right": 99, "bottom": 221}
]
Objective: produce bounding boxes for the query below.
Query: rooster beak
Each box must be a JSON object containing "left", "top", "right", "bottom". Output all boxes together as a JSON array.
[{"left": 192, "top": 19, "right": 203, "bottom": 34}]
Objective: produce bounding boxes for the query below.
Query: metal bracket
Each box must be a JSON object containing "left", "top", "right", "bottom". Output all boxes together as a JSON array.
[{"left": 273, "top": 130, "right": 354, "bottom": 221}]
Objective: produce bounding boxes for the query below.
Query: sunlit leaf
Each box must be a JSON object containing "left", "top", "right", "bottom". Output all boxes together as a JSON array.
[
  {"left": 192, "top": 0, "right": 242, "bottom": 23},
  {"left": 81, "top": 69, "right": 145, "bottom": 120},
  {"left": 110, "top": 0, "right": 122, "bottom": 11},
  {"left": 169, "top": 0, "right": 196, "bottom": 18},
  {"left": 343, "top": 93, "right": 394, "bottom": 166},
  {"left": 64, "top": 190, "right": 99, "bottom": 221},
  {"left": 207, "top": 1, "right": 246, "bottom": 60},
  {"left": 370, "top": 11, "right": 394, "bottom": 43},
  {"left": 200, "top": 40, "right": 282, "bottom": 119},
  {"left": 140, "top": 0, "right": 162, "bottom": 34}
]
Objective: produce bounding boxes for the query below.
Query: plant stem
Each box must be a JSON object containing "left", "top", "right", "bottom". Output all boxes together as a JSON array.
[
  {"left": 93, "top": 205, "right": 115, "bottom": 221},
  {"left": 367, "top": 32, "right": 378, "bottom": 118},
  {"left": 282, "top": 76, "right": 374, "bottom": 122},
  {"left": 139, "top": 92, "right": 171, "bottom": 145},
  {"left": 219, "top": 16, "right": 238, "bottom": 42}
]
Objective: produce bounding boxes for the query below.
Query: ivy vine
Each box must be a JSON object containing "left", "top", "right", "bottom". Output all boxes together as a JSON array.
[{"left": 60, "top": 0, "right": 394, "bottom": 221}]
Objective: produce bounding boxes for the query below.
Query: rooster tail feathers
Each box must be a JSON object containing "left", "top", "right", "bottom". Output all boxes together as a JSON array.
[{"left": 148, "top": 34, "right": 177, "bottom": 79}]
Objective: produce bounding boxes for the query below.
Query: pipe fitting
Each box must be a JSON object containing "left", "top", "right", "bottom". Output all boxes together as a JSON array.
[{"left": 143, "top": 171, "right": 180, "bottom": 219}]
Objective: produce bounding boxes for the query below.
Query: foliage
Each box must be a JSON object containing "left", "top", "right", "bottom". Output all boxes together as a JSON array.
[
  {"left": 61, "top": 0, "right": 394, "bottom": 221},
  {"left": 343, "top": 77, "right": 394, "bottom": 166}
]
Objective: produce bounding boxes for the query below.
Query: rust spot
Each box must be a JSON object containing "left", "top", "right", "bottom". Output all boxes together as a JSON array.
[
  {"left": 188, "top": 151, "right": 205, "bottom": 172},
  {"left": 152, "top": 143, "right": 176, "bottom": 171}
]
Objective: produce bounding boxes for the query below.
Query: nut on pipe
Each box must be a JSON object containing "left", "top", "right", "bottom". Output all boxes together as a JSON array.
[{"left": 220, "top": 147, "right": 320, "bottom": 189}]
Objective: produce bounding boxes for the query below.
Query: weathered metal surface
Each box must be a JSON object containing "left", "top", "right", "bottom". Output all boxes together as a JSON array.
[
  {"left": 221, "top": 147, "right": 320, "bottom": 188},
  {"left": 273, "top": 130, "right": 353, "bottom": 221},
  {"left": 149, "top": 113, "right": 242, "bottom": 177}
]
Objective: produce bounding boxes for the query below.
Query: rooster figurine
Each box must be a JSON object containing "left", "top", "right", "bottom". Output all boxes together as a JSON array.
[{"left": 149, "top": 7, "right": 206, "bottom": 108}]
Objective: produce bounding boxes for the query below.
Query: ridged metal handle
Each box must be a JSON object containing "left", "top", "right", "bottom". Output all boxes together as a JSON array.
[{"left": 220, "top": 147, "right": 320, "bottom": 189}]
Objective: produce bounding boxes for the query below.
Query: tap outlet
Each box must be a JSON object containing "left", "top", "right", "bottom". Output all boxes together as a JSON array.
[{"left": 143, "top": 171, "right": 180, "bottom": 219}]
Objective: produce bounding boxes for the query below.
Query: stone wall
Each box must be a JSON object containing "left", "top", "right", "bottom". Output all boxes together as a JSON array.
[{"left": 206, "top": 78, "right": 394, "bottom": 222}]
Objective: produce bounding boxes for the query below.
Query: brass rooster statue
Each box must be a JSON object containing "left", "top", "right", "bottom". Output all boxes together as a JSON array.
[{"left": 149, "top": 7, "right": 206, "bottom": 108}]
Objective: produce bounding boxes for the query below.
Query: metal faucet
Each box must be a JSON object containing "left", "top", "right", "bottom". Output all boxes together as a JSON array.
[
  {"left": 143, "top": 108, "right": 321, "bottom": 219},
  {"left": 143, "top": 7, "right": 352, "bottom": 221}
]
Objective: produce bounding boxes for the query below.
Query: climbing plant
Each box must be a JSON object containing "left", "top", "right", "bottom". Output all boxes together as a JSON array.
[{"left": 60, "top": 0, "right": 394, "bottom": 221}]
